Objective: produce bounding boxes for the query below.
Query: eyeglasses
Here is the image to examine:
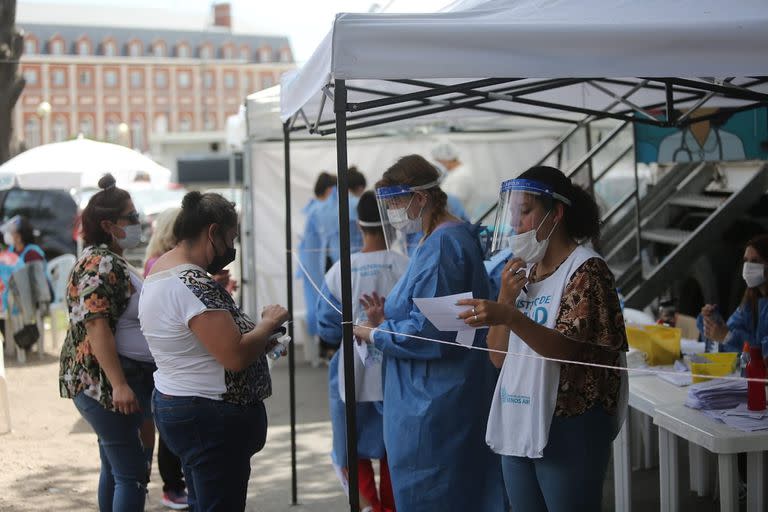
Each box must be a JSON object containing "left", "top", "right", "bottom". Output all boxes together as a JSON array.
[{"left": 117, "top": 211, "right": 140, "bottom": 224}]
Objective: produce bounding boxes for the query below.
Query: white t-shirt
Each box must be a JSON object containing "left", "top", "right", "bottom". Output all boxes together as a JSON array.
[
  {"left": 114, "top": 272, "right": 154, "bottom": 363},
  {"left": 139, "top": 264, "right": 223, "bottom": 400}
]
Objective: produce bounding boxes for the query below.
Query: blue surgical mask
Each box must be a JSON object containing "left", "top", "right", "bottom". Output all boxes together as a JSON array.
[{"left": 116, "top": 224, "right": 142, "bottom": 250}]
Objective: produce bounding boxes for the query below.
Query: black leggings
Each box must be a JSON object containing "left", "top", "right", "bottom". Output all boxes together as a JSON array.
[{"left": 158, "top": 434, "right": 186, "bottom": 493}]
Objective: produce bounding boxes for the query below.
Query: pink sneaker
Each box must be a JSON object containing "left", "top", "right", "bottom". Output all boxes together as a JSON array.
[{"left": 161, "top": 490, "right": 189, "bottom": 510}]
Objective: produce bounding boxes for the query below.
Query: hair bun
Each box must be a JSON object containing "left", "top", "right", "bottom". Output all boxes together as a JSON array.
[
  {"left": 98, "top": 173, "right": 117, "bottom": 190},
  {"left": 182, "top": 191, "right": 203, "bottom": 210}
]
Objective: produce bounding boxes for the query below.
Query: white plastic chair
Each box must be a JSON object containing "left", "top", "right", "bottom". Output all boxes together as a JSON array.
[{"left": 46, "top": 254, "right": 76, "bottom": 349}]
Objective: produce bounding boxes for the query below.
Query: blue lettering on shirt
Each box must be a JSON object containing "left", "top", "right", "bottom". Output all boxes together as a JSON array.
[{"left": 500, "top": 387, "right": 531, "bottom": 405}]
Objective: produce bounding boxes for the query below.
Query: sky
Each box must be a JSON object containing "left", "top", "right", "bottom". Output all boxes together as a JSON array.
[{"left": 17, "top": 0, "right": 456, "bottom": 64}]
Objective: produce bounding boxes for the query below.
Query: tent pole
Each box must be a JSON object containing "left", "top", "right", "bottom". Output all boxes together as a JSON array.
[
  {"left": 335, "top": 78, "right": 360, "bottom": 512},
  {"left": 282, "top": 121, "right": 299, "bottom": 506}
]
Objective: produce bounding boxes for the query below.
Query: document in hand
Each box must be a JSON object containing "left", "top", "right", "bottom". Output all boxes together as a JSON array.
[{"left": 413, "top": 292, "right": 479, "bottom": 347}]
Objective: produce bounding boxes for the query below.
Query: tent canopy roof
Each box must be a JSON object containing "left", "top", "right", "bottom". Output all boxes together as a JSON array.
[{"left": 277, "top": 0, "right": 768, "bottom": 128}]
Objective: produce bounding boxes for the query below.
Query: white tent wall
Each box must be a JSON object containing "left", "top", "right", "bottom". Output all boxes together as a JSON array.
[{"left": 246, "top": 129, "right": 562, "bottom": 359}]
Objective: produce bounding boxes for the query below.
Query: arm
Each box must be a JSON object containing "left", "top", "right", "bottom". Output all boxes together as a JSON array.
[
  {"left": 316, "top": 280, "right": 343, "bottom": 345},
  {"left": 85, "top": 317, "right": 139, "bottom": 414},
  {"left": 189, "top": 304, "right": 289, "bottom": 372}
]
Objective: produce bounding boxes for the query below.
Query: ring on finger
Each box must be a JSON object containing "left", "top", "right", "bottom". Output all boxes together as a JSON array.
[
  {"left": 473, "top": 315, "right": 478, "bottom": 322},
  {"left": 472, "top": 307, "right": 476, "bottom": 316}
]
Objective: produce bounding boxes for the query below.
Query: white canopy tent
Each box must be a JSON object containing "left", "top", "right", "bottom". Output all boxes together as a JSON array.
[
  {"left": 0, "top": 136, "right": 172, "bottom": 191},
  {"left": 245, "top": 1, "right": 768, "bottom": 509}
]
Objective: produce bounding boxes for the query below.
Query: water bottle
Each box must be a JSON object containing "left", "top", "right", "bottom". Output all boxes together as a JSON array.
[
  {"left": 268, "top": 337, "right": 291, "bottom": 360},
  {"left": 740, "top": 341, "right": 751, "bottom": 378}
]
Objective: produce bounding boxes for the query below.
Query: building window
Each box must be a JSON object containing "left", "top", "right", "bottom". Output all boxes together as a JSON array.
[
  {"left": 239, "top": 46, "right": 250, "bottom": 61},
  {"left": 129, "top": 42, "right": 142, "bottom": 57},
  {"left": 259, "top": 46, "right": 272, "bottom": 63},
  {"left": 50, "top": 39, "right": 64, "bottom": 55},
  {"left": 130, "top": 70, "right": 143, "bottom": 88},
  {"left": 104, "top": 70, "right": 118, "bottom": 88},
  {"left": 224, "top": 72, "right": 235, "bottom": 89},
  {"left": 203, "top": 71, "right": 213, "bottom": 89},
  {"left": 24, "top": 117, "right": 40, "bottom": 147},
  {"left": 179, "top": 116, "right": 192, "bottom": 132},
  {"left": 154, "top": 114, "right": 168, "bottom": 134},
  {"left": 104, "top": 42, "right": 116, "bottom": 57},
  {"left": 80, "top": 117, "right": 94, "bottom": 137},
  {"left": 262, "top": 74, "right": 274, "bottom": 89},
  {"left": 155, "top": 70, "right": 168, "bottom": 88},
  {"left": 178, "top": 71, "right": 191, "bottom": 88},
  {"left": 131, "top": 118, "right": 145, "bottom": 150},
  {"left": 23, "top": 69, "right": 38, "bottom": 86},
  {"left": 52, "top": 69, "right": 65, "bottom": 87},
  {"left": 223, "top": 45, "right": 234, "bottom": 60},
  {"left": 78, "top": 41, "right": 90, "bottom": 56},
  {"left": 177, "top": 44, "right": 190, "bottom": 58},
  {"left": 24, "top": 39, "right": 37, "bottom": 55},
  {"left": 204, "top": 114, "right": 216, "bottom": 131},
  {"left": 153, "top": 43, "right": 166, "bottom": 58},
  {"left": 79, "top": 70, "right": 92, "bottom": 86},
  {"left": 105, "top": 119, "right": 118, "bottom": 142},
  {"left": 53, "top": 116, "right": 68, "bottom": 142},
  {"left": 280, "top": 48, "right": 292, "bottom": 63},
  {"left": 200, "top": 45, "right": 212, "bottom": 60}
]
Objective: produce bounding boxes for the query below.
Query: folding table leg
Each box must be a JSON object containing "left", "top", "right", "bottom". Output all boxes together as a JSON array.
[
  {"left": 717, "top": 454, "right": 739, "bottom": 512},
  {"left": 659, "top": 428, "right": 679, "bottom": 512},
  {"left": 689, "top": 444, "right": 709, "bottom": 496},
  {"left": 746, "top": 451, "right": 766, "bottom": 512},
  {"left": 613, "top": 420, "right": 631, "bottom": 512}
]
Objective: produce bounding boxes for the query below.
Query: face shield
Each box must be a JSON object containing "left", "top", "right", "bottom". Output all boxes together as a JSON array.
[
  {"left": 489, "top": 179, "right": 571, "bottom": 260},
  {"left": 375, "top": 180, "right": 439, "bottom": 254}
]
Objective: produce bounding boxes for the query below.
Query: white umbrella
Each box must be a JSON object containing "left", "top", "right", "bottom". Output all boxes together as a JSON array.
[{"left": 0, "top": 135, "right": 172, "bottom": 191}]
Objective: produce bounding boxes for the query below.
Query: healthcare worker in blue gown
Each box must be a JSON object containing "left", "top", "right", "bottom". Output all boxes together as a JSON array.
[
  {"left": 317, "top": 191, "right": 407, "bottom": 511},
  {"left": 353, "top": 155, "right": 505, "bottom": 512},
  {"left": 298, "top": 172, "right": 337, "bottom": 340}
]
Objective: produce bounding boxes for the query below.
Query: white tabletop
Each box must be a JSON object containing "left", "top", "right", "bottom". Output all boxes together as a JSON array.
[
  {"left": 654, "top": 404, "right": 768, "bottom": 454},
  {"left": 629, "top": 373, "right": 690, "bottom": 416}
]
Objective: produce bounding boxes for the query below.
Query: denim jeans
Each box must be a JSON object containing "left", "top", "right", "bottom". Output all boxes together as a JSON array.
[
  {"left": 152, "top": 391, "right": 268, "bottom": 511},
  {"left": 501, "top": 406, "right": 617, "bottom": 512},
  {"left": 73, "top": 356, "right": 155, "bottom": 512}
]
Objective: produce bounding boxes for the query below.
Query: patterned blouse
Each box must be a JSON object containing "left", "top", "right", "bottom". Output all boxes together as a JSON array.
[
  {"left": 59, "top": 245, "right": 133, "bottom": 410},
  {"left": 534, "top": 257, "right": 628, "bottom": 417},
  {"left": 177, "top": 267, "right": 272, "bottom": 404}
]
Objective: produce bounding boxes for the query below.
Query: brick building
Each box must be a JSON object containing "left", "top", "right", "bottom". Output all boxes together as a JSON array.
[{"left": 14, "top": 3, "right": 294, "bottom": 155}]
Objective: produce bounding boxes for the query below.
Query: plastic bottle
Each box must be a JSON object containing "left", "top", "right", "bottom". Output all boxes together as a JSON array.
[
  {"left": 268, "top": 336, "right": 291, "bottom": 361},
  {"left": 746, "top": 346, "right": 766, "bottom": 411},
  {"left": 740, "top": 341, "right": 751, "bottom": 378}
]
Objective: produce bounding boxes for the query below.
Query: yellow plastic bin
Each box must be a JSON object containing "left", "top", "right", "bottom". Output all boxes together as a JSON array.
[
  {"left": 690, "top": 353, "right": 738, "bottom": 383},
  {"left": 626, "top": 325, "right": 682, "bottom": 366}
]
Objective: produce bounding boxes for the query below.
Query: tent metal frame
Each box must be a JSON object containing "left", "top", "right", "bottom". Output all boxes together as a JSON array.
[{"left": 276, "top": 75, "right": 768, "bottom": 511}]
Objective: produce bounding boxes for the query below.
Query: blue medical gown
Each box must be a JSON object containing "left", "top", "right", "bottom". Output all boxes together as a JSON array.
[
  {"left": 405, "top": 195, "right": 469, "bottom": 256},
  {"left": 484, "top": 248, "right": 514, "bottom": 301},
  {"left": 696, "top": 298, "right": 768, "bottom": 354},
  {"left": 318, "top": 188, "right": 364, "bottom": 264},
  {"left": 317, "top": 281, "right": 385, "bottom": 467},
  {"left": 371, "top": 223, "right": 505, "bottom": 511},
  {"left": 298, "top": 199, "right": 327, "bottom": 337}
]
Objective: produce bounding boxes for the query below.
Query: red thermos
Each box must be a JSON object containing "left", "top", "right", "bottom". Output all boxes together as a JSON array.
[{"left": 747, "top": 346, "right": 766, "bottom": 411}]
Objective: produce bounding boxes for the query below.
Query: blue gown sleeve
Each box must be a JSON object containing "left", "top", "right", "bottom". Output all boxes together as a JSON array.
[
  {"left": 372, "top": 237, "right": 465, "bottom": 361},
  {"left": 725, "top": 305, "right": 753, "bottom": 352},
  {"left": 316, "top": 281, "right": 343, "bottom": 347}
]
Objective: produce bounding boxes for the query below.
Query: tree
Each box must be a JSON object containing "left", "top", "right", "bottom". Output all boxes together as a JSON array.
[{"left": 0, "top": 0, "right": 25, "bottom": 164}]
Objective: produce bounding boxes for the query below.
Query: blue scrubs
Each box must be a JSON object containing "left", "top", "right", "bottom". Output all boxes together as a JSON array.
[
  {"left": 317, "top": 280, "right": 385, "bottom": 468},
  {"left": 696, "top": 298, "right": 768, "bottom": 354},
  {"left": 317, "top": 188, "right": 364, "bottom": 264},
  {"left": 372, "top": 222, "right": 505, "bottom": 511},
  {"left": 404, "top": 195, "right": 468, "bottom": 257}
]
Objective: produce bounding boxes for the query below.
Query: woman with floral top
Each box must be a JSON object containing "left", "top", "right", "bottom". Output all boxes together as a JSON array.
[
  {"left": 139, "top": 191, "right": 289, "bottom": 511},
  {"left": 59, "top": 173, "right": 155, "bottom": 511},
  {"left": 458, "top": 166, "right": 628, "bottom": 512}
]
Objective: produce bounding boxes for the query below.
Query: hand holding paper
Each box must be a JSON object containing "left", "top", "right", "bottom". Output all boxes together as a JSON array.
[{"left": 413, "top": 292, "right": 479, "bottom": 347}]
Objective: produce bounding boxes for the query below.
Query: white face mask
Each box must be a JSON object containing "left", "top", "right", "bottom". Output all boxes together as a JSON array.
[
  {"left": 388, "top": 194, "right": 424, "bottom": 234},
  {"left": 116, "top": 223, "right": 142, "bottom": 250},
  {"left": 743, "top": 262, "right": 766, "bottom": 288},
  {"left": 3, "top": 231, "right": 14, "bottom": 247},
  {"left": 509, "top": 210, "right": 557, "bottom": 264}
]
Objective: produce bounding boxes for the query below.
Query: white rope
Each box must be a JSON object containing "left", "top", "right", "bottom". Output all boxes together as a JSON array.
[{"left": 289, "top": 250, "right": 768, "bottom": 384}]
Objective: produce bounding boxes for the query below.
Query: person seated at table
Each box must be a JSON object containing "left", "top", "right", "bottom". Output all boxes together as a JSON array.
[{"left": 698, "top": 234, "right": 768, "bottom": 361}]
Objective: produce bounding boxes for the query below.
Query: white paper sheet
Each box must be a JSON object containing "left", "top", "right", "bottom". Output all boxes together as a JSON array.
[{"left": 413, "top": 292, "right": 477, "bottom": 347}]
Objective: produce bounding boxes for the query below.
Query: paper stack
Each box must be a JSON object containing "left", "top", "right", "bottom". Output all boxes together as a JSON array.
[
  {"left": 685, "top": 378, "right": 747, "bottom": 410},
  {"left": 701, "top": 404, "right": 768, "bottom": 432}
]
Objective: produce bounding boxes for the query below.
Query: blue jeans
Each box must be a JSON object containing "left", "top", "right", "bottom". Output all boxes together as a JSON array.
[
  {"left": 501, "top": 407, "right": 617, "bottom": 512},
  {"left": 152, "top": 391, "right": 268, "bottom": 511},
  {"left": 73, "top": 357, "right": 155, "bottom": 512}
]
